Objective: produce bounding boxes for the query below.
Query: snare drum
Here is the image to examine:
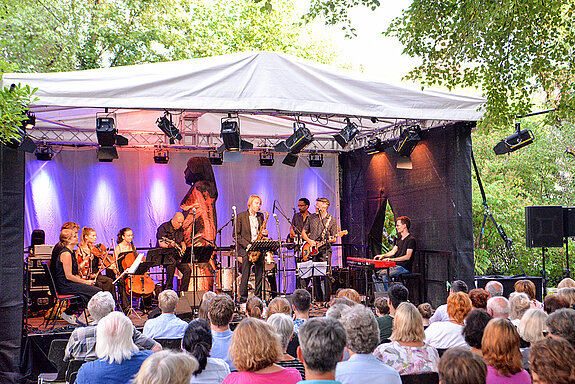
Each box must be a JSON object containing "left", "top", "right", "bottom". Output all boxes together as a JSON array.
[{"left": 215, "top": 268, "right": 234, "bottom": 292}]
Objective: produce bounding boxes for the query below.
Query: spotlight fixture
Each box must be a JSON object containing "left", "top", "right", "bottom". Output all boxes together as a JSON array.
[
  {"left": 22, "top": 111, "right": 36, "bottom": 129},
  {"left": 364, "top": 138, "right": 384, "bottom": 155},
  {"left": 156, "top": 111, "right": 182, "bottom": 144},
  {"left": 153, "top": 147, "right": 169, "bottom": 164},
  {"left": 394, "top": 126, "right": 421, "bottom": 156},
  {"left": 275, "top": 121, "right": 314, "bottom": 167},
  {"left": 208, "top": 150, "right": 223, "bottom": 165},
  {"left": 96, "top": 116, "right": 128, "bottom": 162},
  {"left": 6, "top": 110, "right": 37, "bottom": 152},
  {"left": 259, "top": 150, "right": 274, "bottom": 166},
  {"left": 34, "top": 143, "right": 53, "bottom": 161},
  {"left": 308, "top": 152, "right": 324, "bottom": 167},
  {"left": 218, "top": 114, "right": 253, "bottom": 153},
  {"left": 334, "top": 118, "right": 359, "bottom": 148},
  {"left": 493, "top": 122, "right": 534, "bottom": 155}
]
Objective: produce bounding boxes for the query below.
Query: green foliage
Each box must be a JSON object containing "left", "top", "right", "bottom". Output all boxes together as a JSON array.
[
  {"left": 0, "top": 81, "right": 38, "bottom": 144},
  {"left": 472, "top": 120, "right": 575, "bottom": 285},
  {"left": 301, "top": 0, "right": 381, "bottom": 37}
]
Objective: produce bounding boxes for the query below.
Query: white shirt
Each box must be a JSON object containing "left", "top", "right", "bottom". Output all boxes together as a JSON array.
[
  {"left": 336, "top": 353, "right": 401, "bottom": 384},
  {"left": 190, "top": 357, "right": 230, "bottom": 384},
  {"left": 249, "top": 212, "right": 259, "bottom": 241},
  {"left": 142, "top": 313, "right": 188, "bottom": 339},
  {"left": 424, "top": 321, "right": 468, "bottom": 349},
  {"left": 428, "top": 304, "right": 449, "bottom": 324}
]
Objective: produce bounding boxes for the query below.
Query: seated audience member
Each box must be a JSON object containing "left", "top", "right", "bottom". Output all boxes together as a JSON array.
[
  {"left": 557, "top": 277, "right": 575, "bottom": 290},
  {"left": 326, "top": 303, "right": 351, "bottom": 320},
  {"left": 374, "top": 297, "right": 390, "bottom": 338},
  {"left": 329, "top": 297, "right": 357, "bottom": 307},
  {"left": 198, "top": 291, "right": 217, "bottom": 322},
  {"left": 374, "top": 302, "right": 439, "bottom": 375},
  {"left": 546, "top": 308, "right": 575, "bottom": 347},
  {"left": 462, "top": 309, "right": 493, "bottom": 357},
  {"left": 76, "top": 312, "right": 154, "bottom": 384},
  {"left": 518, "top": 308, "right": 548, "bottom": 370},
  {"left": 64, "top": 292, "right": 160, "bottom": 362},
  {"left": 183, "top": 318, "right": 230, "bottom": 384},
  {"left": 486, "top": 296, "right": 510, "bottom": 319},
  {"left": 485, "top": 280, "right": 504, "bottom": 298},
  {"left": 297, "top": 317, "right": 346, "bottom": 382},
  {"left": 429, "top": 280, "right": 468, "bottom": 324},
  {"left": 208, "top": 295, "right": 235, "bottom": 370},
  {"left": 143, "top": 290, "right": 188, "bottom": 339},
  {"left": 246, "top": 296, "right": 264, "bottom": 319},
  {"left": 425, "top": 292, "right": 472, "bottom": 349},
  {"left": 336, "top": 288, "right": 361, "bottom": 304},
  {"left": 529, "top": 338, "right": 575, "bottom": 384},
  {"left": 223, "top": 318, "right": 302, "bottom": 384},
  {"left": 468, "top": 288, "right": 489, "bottom": 311},
  {"left": 481, "top": 318, "right": 530, "bottom": 384},
  {"left": 267, "top": 297, "right": 292, "bottom": 318},
  {"left": 336, "top": 305, "right": 401, "bottom": 384},
  {"left": 292, "top": 289, "right": 311, "bottom": 334},
  {"left": 267, "top": 313, "right": 305, "bottom": 379},
  {"left": 508, "top": 292, "right": 530, "bottom": 327},
  {"left": 133, "top": 350, "right": 198, "bottom": 384},
  {"left": 514, "top": 279, "right": 542, "bottom": 309},
  {"left": 379, "top": 284, "right": 409, "bottom": 342},
  {"left": 417, "top": 303, "right": 433, "bottom": 328},
  {"left": 543, "top": 294, "right": 570, "bottom": 314},
  {"left": 438, "top": 348, "right": 487, "bottom": 384},
  {"left": 557, "top": 287, "right": 575, "bottom": 309}
]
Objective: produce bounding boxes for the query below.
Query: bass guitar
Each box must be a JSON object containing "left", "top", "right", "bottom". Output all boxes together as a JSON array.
[{"left": 301, "top": 230, "right": 348, "bottom": 261}]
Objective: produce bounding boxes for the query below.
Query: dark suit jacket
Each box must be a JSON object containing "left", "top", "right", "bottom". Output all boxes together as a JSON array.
[{"left": 234, "top": 210, "right": 264, "bottom": 254}]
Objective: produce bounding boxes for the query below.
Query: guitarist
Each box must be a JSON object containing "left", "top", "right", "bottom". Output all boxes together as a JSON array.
[
  {"left": 235, "top": 195, "right": 267, "bottom": 303},
  {"left": 302, "top": 197, "right": 338, "bottom": 302},
  {"left": 288, "top": 198, "right": 311, "bottom": 251},
  {"left": 157, "top": 212, "right": 191, "bottom": 295}
]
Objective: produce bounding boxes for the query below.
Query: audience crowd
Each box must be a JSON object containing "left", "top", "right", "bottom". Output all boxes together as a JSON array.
[{"left": 66, "top": 277, "right": 575, "bottom": 384}]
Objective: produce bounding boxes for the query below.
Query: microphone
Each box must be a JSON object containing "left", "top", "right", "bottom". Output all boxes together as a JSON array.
[
  {"left": 272, "top": 200, "right": 276, "bottom": 213},
  {"left": 273, "top": 213, "right": 279, "bottom": 222},
  {"left": 232, "top": 206, "right": 237, "bottom": 216},
  {"left": 192, "top": 208, "right": 197, "bottom": 216}
]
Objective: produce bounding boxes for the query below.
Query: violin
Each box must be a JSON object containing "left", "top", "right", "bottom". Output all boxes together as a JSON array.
[
  {"left": 76, "top": 248, "right": 91, "bottom": 280},
  {"left": 92, "top": 243, "right": 119, "bottom": 275},
  {"left": 121, "top": 243, "right": 155, "bottom": 298}
]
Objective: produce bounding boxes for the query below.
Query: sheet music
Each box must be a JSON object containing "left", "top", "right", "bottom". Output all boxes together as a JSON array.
[
  {"left": 297, "top": 261, "right": 327, "bottom": 278},
  {"left": 126, "top": 253, "right": 145, "bottom": 274}
]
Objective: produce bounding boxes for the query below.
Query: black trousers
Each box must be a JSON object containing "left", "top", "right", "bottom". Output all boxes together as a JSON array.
[
  {"left": 164, "top": 261, "right": 192, "bottom": 293},
  {"left": 239, "top": 252, "right": 265, "bottom": 301},
  {"left": 95, "top": 274, "right": 117, "bottom": 302},
  {"left": 305, "top": 246, "right": 331, "bottom": 302},
  {"left": 60, "top": 281, "right": 101, "bottom": 315}
]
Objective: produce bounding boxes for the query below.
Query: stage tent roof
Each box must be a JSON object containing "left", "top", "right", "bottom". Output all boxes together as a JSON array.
[{"left": 1, "top": 51, "right": 485, "bottom": 145}]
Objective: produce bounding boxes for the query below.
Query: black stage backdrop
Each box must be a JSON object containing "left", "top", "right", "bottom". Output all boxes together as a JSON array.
[
  {"left": 340, "top": 121, "right": 475, "bottom": 305},
  {"left": 0, "top": 145, "right": 25, "bottom": 384}
]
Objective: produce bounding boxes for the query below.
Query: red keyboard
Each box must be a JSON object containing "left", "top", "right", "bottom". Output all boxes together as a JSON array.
[{"left": 347, "top": 257, "right": 396, "bottom": 268}]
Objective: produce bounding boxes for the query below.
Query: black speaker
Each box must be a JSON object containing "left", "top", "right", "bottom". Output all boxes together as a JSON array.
[
  {"left": 525, "top": 206, "right": 564, "bottom": 248},
  {"left": 31, "top": 229, "right": 45, "bottom": 246},
  {"left": 563, "top": 207, "right": 575, "bottom": 237},
  {"left": 476, "top": 275, "right": 543, "bottom": 302}
]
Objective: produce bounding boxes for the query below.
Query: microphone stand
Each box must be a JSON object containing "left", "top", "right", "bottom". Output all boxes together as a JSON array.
[
  {"left": 191, "top": 210, "right": 198, "bottom": 310},
  {"left": 232, "top": 209, "right": 240, "bottom": 304},
  {"left": 215, "top": 215, "right": 234, "bottom": 292},
  {"left": 275, "top": 205, "right": 303, "bottom": 294},
  {"left": 273, "top": 213, "right": 286, "bottom": 294}
]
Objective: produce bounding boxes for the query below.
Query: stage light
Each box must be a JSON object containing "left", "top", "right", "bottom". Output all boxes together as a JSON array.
[
  {"left": 259, "top": 150, "right": 274, "bottom": 166},
  {"left": 218, "top": 115, "right": 253, "bottom": 153},
  {"left": 156, "top": 111, "right": 182, "bottom": 144},
  {"left": 493, "top": 123, "right": 534, "bottom": 155},
  {"left": 364, "top": 137, "right": 384, "bottom": 155},
  {"left": 23, "top": 111, "right": 36, "bottom": 129},
  {"left": 334, "top": 118, "right": 359, "bottom": 148},
  {"left": 96, "top": 117, "right": 127, "bottom": 162},
  {"left": 208, "top": 150, "right": 223, "bottom": 165},
  {"left": 282, "top": 153, "right": 299, "bottom": 167},
  {"left": 153, "top": 148, "right": 169, "bottom": 164},
  {"left": 308, "top": 152, "right": 323, "bottom": 167},
  {"left": 275, "top": 122, "right": 314, "bottom": 154},
  {"left": 394, "top": 126, "right": 421, "bottom": 156},
  {"left": 6, "top": 110, "right": 37, "bottom": 152},
  {"left": 34, "top": 144, "right": 53, "bottom": 161},
  {"left": 97, "top": 146, "right": 118, "bottom": 162}
]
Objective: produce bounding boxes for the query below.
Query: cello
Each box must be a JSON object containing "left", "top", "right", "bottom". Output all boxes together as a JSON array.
[{"left": 121, "top": 243, "right": 155, "bottom": 298}]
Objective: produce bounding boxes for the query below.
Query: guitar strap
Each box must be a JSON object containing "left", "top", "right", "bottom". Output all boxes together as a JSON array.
[{"left": 319, "top": 216, "right": 332, "bottom": 241}]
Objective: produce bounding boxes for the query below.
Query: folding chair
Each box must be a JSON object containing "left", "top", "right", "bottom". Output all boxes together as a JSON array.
[
  {"left": 37, "top": 339, "right": 69, "bottom": 384},
  {"left": 400, "top": 372, "right": 439, "bottom": 384}
]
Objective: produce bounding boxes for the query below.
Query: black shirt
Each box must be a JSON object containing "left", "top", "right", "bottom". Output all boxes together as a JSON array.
[
  {"left": 395, "top": 234, "right": 416, "bottom": 271},
  {"left": 303, "top": 213, "right": 337, "bottom": 242},
  {"left": 156, "top": 221, "right": 184, "bottom": 247}
]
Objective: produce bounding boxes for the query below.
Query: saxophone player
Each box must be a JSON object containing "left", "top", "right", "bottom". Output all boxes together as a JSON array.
[{"left": 235, "top": 195, "right": 268, "bottom": 303}]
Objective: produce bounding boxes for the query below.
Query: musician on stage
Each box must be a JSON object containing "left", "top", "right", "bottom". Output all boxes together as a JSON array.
[
  {"left": 301, "top": 197, "right": 338, "bottom": 302},
  {"left": 50, "top": 228, "right": 101, "bottom": 325},
  {"left": 235, "top": 195, "right": 267, "bottom": 303},
  {"left": 157, "top": 212, "right": 191, "bottom": 294},
  {"left": 289, "top": 198, "right": 310, "bottom": 247},
  {"left": 374, "top": 216, "right": 416, "bottom": 291},
  {"left": 76, "top": 227, "right": 117, "bottom": 301},
  {"left": 113, "top": 228, "right": 140, "bottom": 313}
]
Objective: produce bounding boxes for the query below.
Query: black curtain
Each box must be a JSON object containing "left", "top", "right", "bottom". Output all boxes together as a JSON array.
[{"left": 0, "top": 145, "right": 25, "bottom": 384}]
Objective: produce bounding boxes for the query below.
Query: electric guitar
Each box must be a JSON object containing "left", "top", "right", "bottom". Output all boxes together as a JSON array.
[{"left": 301, "top": 230, "right": 348, "bottom": 261}]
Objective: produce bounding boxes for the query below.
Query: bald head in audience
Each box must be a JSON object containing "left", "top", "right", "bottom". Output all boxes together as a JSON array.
[
  {"left": 485, "top": 281, "right": 504, "bottom": 297},
  {"left": 487, "top": 296, "right": 510, "bottom": 319}
]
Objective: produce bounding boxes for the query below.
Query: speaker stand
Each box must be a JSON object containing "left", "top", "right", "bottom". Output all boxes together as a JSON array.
[
  {"left": 541, "top": 247, "right": 547, "bottom": 296},
  {"left": 564, "top": 238, "right": 572, "bottom": 279}
]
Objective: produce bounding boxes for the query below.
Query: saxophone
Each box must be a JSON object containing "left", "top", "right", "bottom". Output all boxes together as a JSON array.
[{"left": 248, "top": 211, "right": 269, "bottom": 263}]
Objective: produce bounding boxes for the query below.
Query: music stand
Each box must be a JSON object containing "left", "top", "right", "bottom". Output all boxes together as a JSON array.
[
  {"left": 248, "top": 240, "right": 280, "bottom": 300},
  {"left": 297, "top": 261, "right": 328, "bottom": 302},
  {"left": 114, "top": 253, "right": 145, "bottom": 318},
  {"left": 182, "top": 245, "right": 215, "bottom": 311}
]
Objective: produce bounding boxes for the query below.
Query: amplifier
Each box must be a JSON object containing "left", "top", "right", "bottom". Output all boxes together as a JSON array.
[
  {"left": 29, "top": 268, "right": 50, "bottom": 291},
  {"left": 32, "top": 244, "right": 54, "bottom": 257},
  {"left": 27, "top": 290, "right": 54, "bottom": 313},
  {"left": 28, "top": 256, "right": 51, "bottom": 269}
]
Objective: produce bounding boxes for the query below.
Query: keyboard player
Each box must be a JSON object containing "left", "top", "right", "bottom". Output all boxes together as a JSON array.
[{"left": 373, "top": 216, "right": 416, "bottom": 291}]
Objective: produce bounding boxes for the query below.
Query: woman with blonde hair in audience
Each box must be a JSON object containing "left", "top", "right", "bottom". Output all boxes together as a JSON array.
[
  {"left": 557, "top": 277, "right": 575, "bottom": 289},
  {"left": 509, "top": 292, "right": 531, "bottom": 327},
  {"left": 133, "top": 350, "right": 198, "bottom": 384},
  {"left": 482, "top": 318, "right": 531, "bottom": 384},
  {"left": 424, "top": 292, "right": 472, "bottom": 349},
  {"left": 223, "top": 318, "right": 302, "bottom": 384},
  {"left": 557, "top": 287, "right": 575, "bottom": 309},
  {"left": 267, "top": 313, "right": 305, "bottom": 379},
  {"left": 246, "top": 296, "right": 265, "bottom": 319},
  {"left": 374, "top": 302, "right": 439, "bottom": 374},
  {"left": 514, "top": 279, "right": 543, "bottom": 309},
  {"left": 517, "top": 308, "right": 547, "bottom": 370},
  {"left": 267, "top": 297, "right": 292, "bottom": 318}
]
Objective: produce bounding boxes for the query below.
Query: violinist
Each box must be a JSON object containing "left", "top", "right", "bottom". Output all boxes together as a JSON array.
[
  {"left": 157, "top": 212, "right": 191, "bottom": 295},
  {"left": 76, "top": 227, "right": 117, "bottom": 301},
  {"left": 50, "top": 228, "right": 101, "bottom": 325}
]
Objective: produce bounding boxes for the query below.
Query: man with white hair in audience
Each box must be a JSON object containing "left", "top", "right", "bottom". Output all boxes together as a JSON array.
[
  {"left": 508, "top": 292, "right": 530, "bottom": 327},
  {"left": 487, "top": 296, "right": 510, "bottom": 319},
  {"left": 429, "top": 280, "right": 468, "bottom": 324},
  {"left": 297, "top": 317, "right": 346, "bottom": 382},
  {"left": 336, "top": 305, "right": 401, "bottom": 384},
  {"left": 143, "top": 289, "right": 188, "bottom": 339},
  {"left": 64, "top": 291, "right": 160, "bottom": 362},
  {"left": 76, "top": 311, "right": 154, "bottom": 384},
  {"left": 485, "top": 280, "right": 504, "bottom": 298}
]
